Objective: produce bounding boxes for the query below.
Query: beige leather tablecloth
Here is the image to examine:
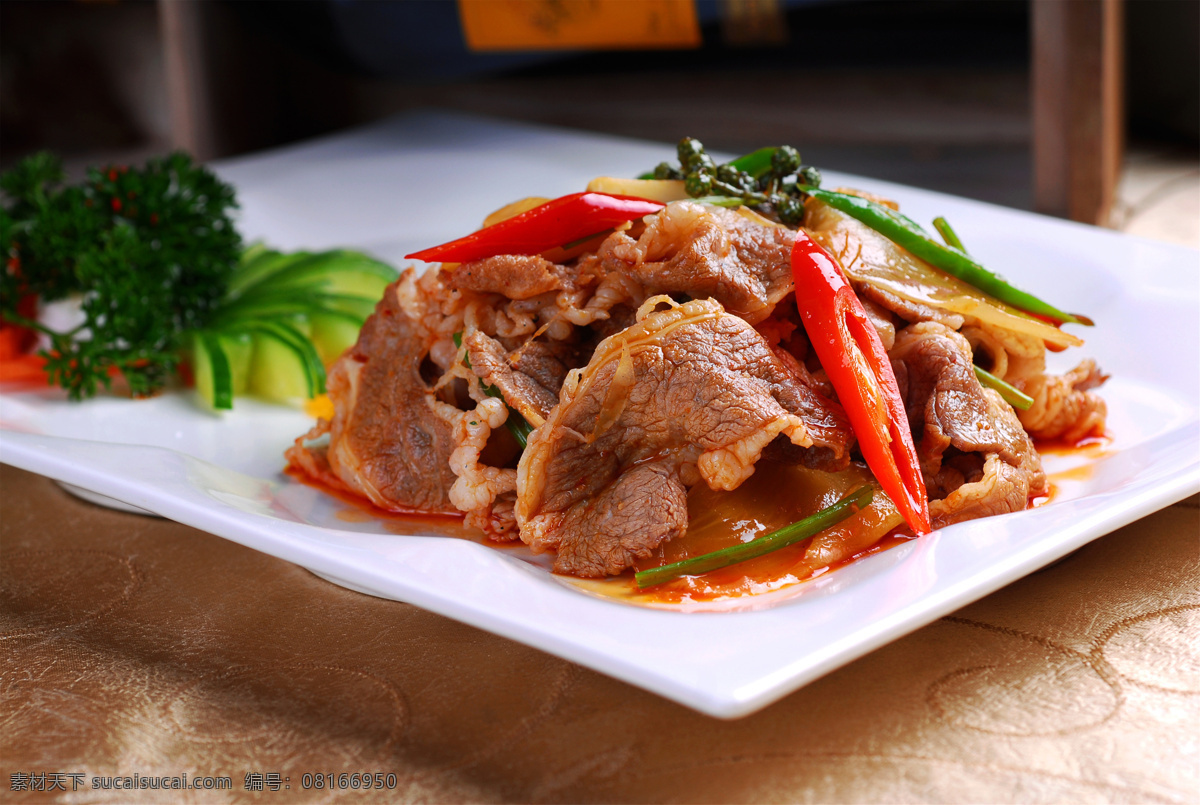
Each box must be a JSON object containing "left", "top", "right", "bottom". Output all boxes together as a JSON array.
[{"left": 1, "top": 462, "right": 1197, "bottom": 803}]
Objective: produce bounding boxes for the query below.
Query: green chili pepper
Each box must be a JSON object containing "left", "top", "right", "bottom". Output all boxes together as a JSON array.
[
  {"left": 727, "top": 146, "right": 777, "bottom": 178},
  {"left": 800, "top": 186, "right": 1092, "bottom": 327},
  {"left": 634, "top": 485, "right": 875, "bottom": 589}
]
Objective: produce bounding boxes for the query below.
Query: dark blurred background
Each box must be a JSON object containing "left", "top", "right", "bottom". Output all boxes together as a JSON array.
[{"left": 1, "top": 0, "right": 1197, "bottom": 235}]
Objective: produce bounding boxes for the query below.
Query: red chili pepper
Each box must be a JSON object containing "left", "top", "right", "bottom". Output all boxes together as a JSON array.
[
  {"left": 791, "top": 231, "right": 931, "bottom": 535},
  {"left": 0, "top": 353, "right": 48, "bottom": 384},
  {"left": 1, "top": 294, "right": 39, "bottom": 361},
  {"left": 0, "top": 325, "right": 29, "bottom": 362},
  {"left": 0, "top": 293, "right": 47, "bottom": 384},
  {"left": 406, "top": 192, "right": 665, "bottom": 263}
]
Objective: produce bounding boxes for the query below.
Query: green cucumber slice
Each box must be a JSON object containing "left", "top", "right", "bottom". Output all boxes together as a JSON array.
[
  {"left": 244, "top": 320, "right": 326, "bottom": 404},
  {"left": 229, "top": 249, "right": 317, "bottom": 295},
  {"left": 309, "top": 309, "right": 366, "bottom": 365},
  {"left": 209, "top": 297, "right": 314, "bottom": 325},
  {"left": 276, "top": 313, "right": 313, "bottom": 339},
  {"left": 316, "top": 266, "right": 393, "bottom": 299},
  {"left": 191, "top": 331, "right": 254, "bottom": 410},
  {"left": 312, "top": 294, "right": 377, "bottom": 319},
  {"left": 246, "top": 333, "right": 310, "bottom": 404},
  {"left": 212, "top": 292, "right": 378, "bottom": 326},
  {"left": 192, "top": 332, "right": 234, "bottom": 410},
  {"left": 220, "top": 330, "right": 254, "bottom": 395},
  {"left": 238, "top": 251, "right": 396, "bottom": 296}
]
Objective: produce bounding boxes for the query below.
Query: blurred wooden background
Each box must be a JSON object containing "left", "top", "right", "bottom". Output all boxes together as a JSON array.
[{"left": 1, "top": 0, "right": 1196, "bottom": 236}]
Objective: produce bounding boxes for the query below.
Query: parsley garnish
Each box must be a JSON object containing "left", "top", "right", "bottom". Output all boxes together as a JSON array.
[{"left": 1, "top": 151, "right": 241, "bottom": 399}]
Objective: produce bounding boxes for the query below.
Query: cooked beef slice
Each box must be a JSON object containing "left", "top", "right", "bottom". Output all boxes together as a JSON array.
[
  {"left": 601, "top": 202, "right": 795, "bottom": 325},
  {"left": 309, "top": 272, "right": 459, "bottom": 512},
  {"left": 515, "top": 297, "right": 852, "bottom": 577},
  {"left": 467, "top": 490, "right": 519, "bottom": 542},
  {"left": 445, "top": 254, "right": 563, "bottom": 299},
  {"left": 888, "top": 322, "right": 1046, "bottom": 527},
  {"left": 854, "top": 282, "right": 964, "bottom": 330},
  {"left": 508, "top": 339, "right": 579, "bottom": 396},
  {"left": 1015, "top": 357, "right": 1108, "bottom": 442},
  {"left": 552, "top": 460, "right": 690, "bottom": 576},
  {"left": 858, "top": 296, "right": 899, "bottom": 350},
  {"left": 765, "top": 346, "right": 855, "bottom": 471},
  {"left": 932, "top": 454, "right": 1040, "bottom": 525},
  {"left": 462, "top": 330, "right": 561, "bottom": 424}
]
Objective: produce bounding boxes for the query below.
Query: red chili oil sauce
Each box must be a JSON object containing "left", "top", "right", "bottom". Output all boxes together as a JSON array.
[
  {"left": 286, "top": 431, "right": 1111, "bottom": 607},
  {"left": 284, "top": 464, "right": 481, "bottom": 541}
]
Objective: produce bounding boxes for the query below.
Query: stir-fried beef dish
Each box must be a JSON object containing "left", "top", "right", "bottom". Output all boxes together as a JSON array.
[
  {"left": 517, "top": 296, "right": 850, "bottom": 576},
  {"left": 289, "top": 145, "right": 1107, "bottom": 588}
]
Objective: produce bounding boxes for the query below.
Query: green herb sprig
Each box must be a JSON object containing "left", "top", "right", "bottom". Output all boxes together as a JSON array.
[
  {"left": 645, "top": 138, "right": 822, "bottom": 226},
  {"left": 1, "top": 151, "right": 241, "bottom": 398}
]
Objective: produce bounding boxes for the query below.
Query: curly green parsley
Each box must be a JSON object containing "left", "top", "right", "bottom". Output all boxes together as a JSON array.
[{"left": 0, "top": 151, "right": 241, "bottom": 399}]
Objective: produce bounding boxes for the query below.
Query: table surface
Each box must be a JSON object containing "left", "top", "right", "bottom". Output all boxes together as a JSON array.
[{"left": 1, "top": 464, "right": 1197, "bottom": 803}]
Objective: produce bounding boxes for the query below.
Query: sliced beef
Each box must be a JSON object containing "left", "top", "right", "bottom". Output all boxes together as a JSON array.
[
  {"left": 859, "top": 296, "right": 898, "bottom": 350},
  {"left": 509, "top": 339, "right": 577, "bottom": 396},
  {"left": 288, "top": 271, "right": 459, "bottom": 513},
  {"left": 889, "top": 322, "right": 1046, "bottom": 528},
  {"left": 891, "top": 322, "right": 1029, "bottom": 474},
  {"left": 602, "top": 202, "right": 795, "bottom": 324},
  {"left": 553, "top": 460, "right": 690, "bottom": 575},
  {"left": 1016, "top": 358, "right": 1108, "bottom": 442},
  {"left": 462, "top": 330, "right": 561, "bottom": 425},
  {"left": 766, "top": 347, "right": 856, "bottom": 471},
  {"left": 515, "top": 297, "right": 852, "bottom": 577},
  {"left": 466, "top": 491, "right": 519, "bottom": 541},
  {"left": 855, "top": 282, "right": 965, "bottom": 330},
  {"left": 445, "top": 254, "right": 563, "bottom": 300},
  {"left": 932, "top": 454, "right": 1040, "bottom": 525},
  {"left": 585, "top": 300, "right": 639, "bottom": 341}
]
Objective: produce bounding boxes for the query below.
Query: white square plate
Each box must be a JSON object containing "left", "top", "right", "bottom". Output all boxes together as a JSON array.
[{"left": 2, "top": 113, "right": 1197, "bottom": 718}]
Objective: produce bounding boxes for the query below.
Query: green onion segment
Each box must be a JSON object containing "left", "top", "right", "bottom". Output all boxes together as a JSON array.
[
  {"left": 932, "top": 216, "right": 966, "bottom": 252},
  {"left": 974, "top": 365, "right": 1035, "bottom": 411},
  {"left": 453, "top": 331, "right": 536, "bottom": 448},
  {"left": 635, "top": 485, "right": 876, "bottom": 589}
]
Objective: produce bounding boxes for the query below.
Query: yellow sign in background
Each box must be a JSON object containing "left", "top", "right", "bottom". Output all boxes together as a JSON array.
[{"left": 458, "top": 0, "right": 701, "bottom": 51}]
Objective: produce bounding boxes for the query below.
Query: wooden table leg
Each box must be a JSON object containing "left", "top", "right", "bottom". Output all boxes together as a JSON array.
[
  {"left": 1032, "top": 0, "right": 1124, "bottom": 225},
  {"left": 158, "top": 0, "right": 216, "bottom": 161}
]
